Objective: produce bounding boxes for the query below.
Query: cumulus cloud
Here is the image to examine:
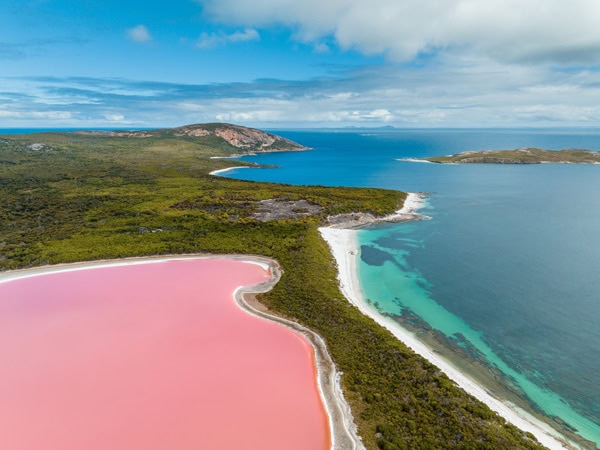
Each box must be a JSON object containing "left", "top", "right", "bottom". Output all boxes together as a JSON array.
[
  {"left": 127, "top": 25, "right": 152, "bottom": 43},
  {"left": 6, "top": 63, "right": 600, "bottom": 127},
  {"left": 215, "top": 110, "right": 282, "bottom": 122},
  {"left": 0, "top": 110, "right": 72, "bottom": 120},
  {"left": 313, "top": 43, "right": 330, "bottom": 53},
  {"left": 198, "top": 0, "right": 600, "bottom": 64},
  {"left": 196, "top": 28, "right": 260, "bottom": 49},
  {"left": 104, "top": 113, "right": 125, "bottom": 121}
]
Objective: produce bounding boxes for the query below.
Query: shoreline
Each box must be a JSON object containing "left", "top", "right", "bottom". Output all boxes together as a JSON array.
[
  {"left": 208, "top": 166, "right": 251, "bottom": 176},
  {"left": 209, "top": 147, "right": 312, "bottom": 160},
  {"left": 319, "top": 193, "right": 577, "bottom": 450},
  {"left": 396, "top": 158, "right": 435, "bottom": 163},
  {"left": 325, "top": 192, "right": 431, "bottom": 229},
  {"left": 0, "top": 254, "right": 363, "bottom": 450}
]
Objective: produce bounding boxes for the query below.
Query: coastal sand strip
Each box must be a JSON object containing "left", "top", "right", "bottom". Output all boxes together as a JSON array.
[
  {"left": 208, "top": 166, "right": 250, "bottom": 176},
  {"left": 0, "top": 255, "right": 363, "bottom": 450},
  {"left": 319, "top": 193, "right": 577, "bottom": 450}
]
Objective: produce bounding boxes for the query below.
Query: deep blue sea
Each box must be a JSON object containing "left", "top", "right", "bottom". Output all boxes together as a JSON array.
[{"left": 222, "top": 129, "right": 600, "bottom": 447}]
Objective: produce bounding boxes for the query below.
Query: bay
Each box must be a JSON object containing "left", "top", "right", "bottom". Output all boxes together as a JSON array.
[{"left": 224, "top": 128, "right": 600, "bottom": 447}]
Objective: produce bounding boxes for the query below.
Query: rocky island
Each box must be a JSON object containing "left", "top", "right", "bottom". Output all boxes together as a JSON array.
[{"left": 418, "top": 147, "right": 600, "bottom": 164}]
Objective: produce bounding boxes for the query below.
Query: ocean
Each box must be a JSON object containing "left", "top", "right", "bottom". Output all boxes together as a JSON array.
[{"left": 221, "top": 129, "right": 600, "bottom": 448}]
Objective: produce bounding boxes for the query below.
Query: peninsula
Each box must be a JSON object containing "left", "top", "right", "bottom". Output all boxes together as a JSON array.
[
  {"left": 0, "top": 124, "right": 548, "bottom": 449},
  {"left": 71, "top": 122, "right": 309, "bottom": 154},
  {"left": 419, "top": 148, "right": 600, "bottom": 164}
]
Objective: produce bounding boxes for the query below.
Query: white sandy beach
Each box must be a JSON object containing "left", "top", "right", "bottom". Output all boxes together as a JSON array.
[
  {"left": 208, "top": 166, "right": 250, "bottom": 176},
  {"left": 396, "top": 158, "right": 435, "bottom": 163},
  {"left": 319, "top": 193, "right": 577, "bottom": 450}
]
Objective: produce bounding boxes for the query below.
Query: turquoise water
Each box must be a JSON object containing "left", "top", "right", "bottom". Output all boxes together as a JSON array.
[{"left": 223, "top": 129, "right": 600, "bottom": 447}]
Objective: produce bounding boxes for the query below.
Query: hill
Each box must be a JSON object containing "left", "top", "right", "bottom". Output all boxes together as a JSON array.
[{"left": 70, "top": 122, "right": 308, "bottom": 154}]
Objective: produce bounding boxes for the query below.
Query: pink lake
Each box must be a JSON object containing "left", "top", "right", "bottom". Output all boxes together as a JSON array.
[{"left": 0, "top": 258, "right": 330, "bottom": 450}]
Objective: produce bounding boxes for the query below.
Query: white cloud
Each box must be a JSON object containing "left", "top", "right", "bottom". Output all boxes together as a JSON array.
[
  {"left": 216, "top": 110, "right": 281, "bottom": 122},
  {"left": 6, "top": 62, "right": 600, "bottom": 128},
  {"left": 0, "top": 110, "right": 72, "bottom": 119},
  {"left": 198, "top": 0, "right": 600, "bottom": 64},
  {"left": 104, "top": 113, "right": 125, "bottom": 121},
  {"left": 313, "top": 43, "right": 330, "bottom": 53},
  {"left": 127, "top": 25, "right": 152, "bottom": 43},
  {"left": 364, "top": 109, "right": 393, "bottom": 121},
  {"left": 228, "top": 28, "right": 260, "bottom": 43},
  {"left": 196, "top": 28, "right": 260, "bottom": 49},
  {"left": 184, "top": 62, "right": 600, "bottom": 126}
]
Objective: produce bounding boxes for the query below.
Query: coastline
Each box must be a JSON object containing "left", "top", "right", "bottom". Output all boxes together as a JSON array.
[
  {"left": 396, "top": 158, "right": 435, "bottom": 163},
  {"left": 325, "top": 192, "right": 431, "bottom": 229},
  {"left": 208, "top": 166, "right": 251, "bottom": 176},
  {"left": 209, "top": 146, "right": 312, "bottom": 160},
  {"left": 319, "top": 193, "right": 577, "bottom": 450},
  {"left": 0, "top": 255, "right": 363, "bottom": 450}
]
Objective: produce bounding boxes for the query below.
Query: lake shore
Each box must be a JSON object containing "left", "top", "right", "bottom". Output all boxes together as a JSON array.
[
  {"left": 0, "top": 254, "right": 363, "bottom": 450},
  {"left": 319, "top": 193, "right": 577, "bottom": 450}
]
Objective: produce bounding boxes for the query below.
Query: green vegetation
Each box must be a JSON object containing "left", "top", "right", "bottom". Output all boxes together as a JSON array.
[
  {"left": 424, "top": 147, "right": 600, "bottom": 164},
  {"left": 0, "top": 126, "right": 544, "bottom": 449}
]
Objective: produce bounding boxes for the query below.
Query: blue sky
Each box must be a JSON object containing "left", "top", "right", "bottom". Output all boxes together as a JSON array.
[{"left": 3, "top": 0, "right": 600, "bottom": 128}]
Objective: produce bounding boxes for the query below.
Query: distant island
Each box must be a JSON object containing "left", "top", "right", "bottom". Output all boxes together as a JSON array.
[{"left": 412, "top": 148, "right": 600, "bottom": 164}]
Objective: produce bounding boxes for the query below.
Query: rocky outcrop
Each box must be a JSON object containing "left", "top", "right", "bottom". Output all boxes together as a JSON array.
[
  {"left": 252, "top": 199, "right": 323, "bottom": 222},
  {"left": 71, "top": 123, "right": 308, "bottom": 153},
  {"left": 447, "top": 157, "right": 540, "bottom": 164},
  {"left": 172, "top": 123, "right": 307, "bottom": 151}
]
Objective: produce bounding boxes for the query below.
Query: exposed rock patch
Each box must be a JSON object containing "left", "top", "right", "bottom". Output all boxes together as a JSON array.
[
  {"left": 172, "top": 123, "right": 307, "bottom": 152},
  {"left": 326, "top": 211, "right": 427, "bottom": 229},
  {"left": 26, "top": 143, "right": 53, "bottom": 152},
  {"left": 453, "top": 157, "right": 539, "bottom": 164},
  {"left": 252, "top": 199, "right": 323, "bottom": 222}
]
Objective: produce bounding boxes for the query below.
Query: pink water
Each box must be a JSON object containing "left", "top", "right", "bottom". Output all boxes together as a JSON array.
[{"left": 0, "top": 259, "right": 330, "bottom": 450}]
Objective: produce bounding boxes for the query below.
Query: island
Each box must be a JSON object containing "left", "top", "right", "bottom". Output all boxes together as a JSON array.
[
  {"left": 417, "top": 147, "right": 600, "bottom": 164},
  {"left": 0, "top": 123, "right": 547, "bottom": 449}
]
